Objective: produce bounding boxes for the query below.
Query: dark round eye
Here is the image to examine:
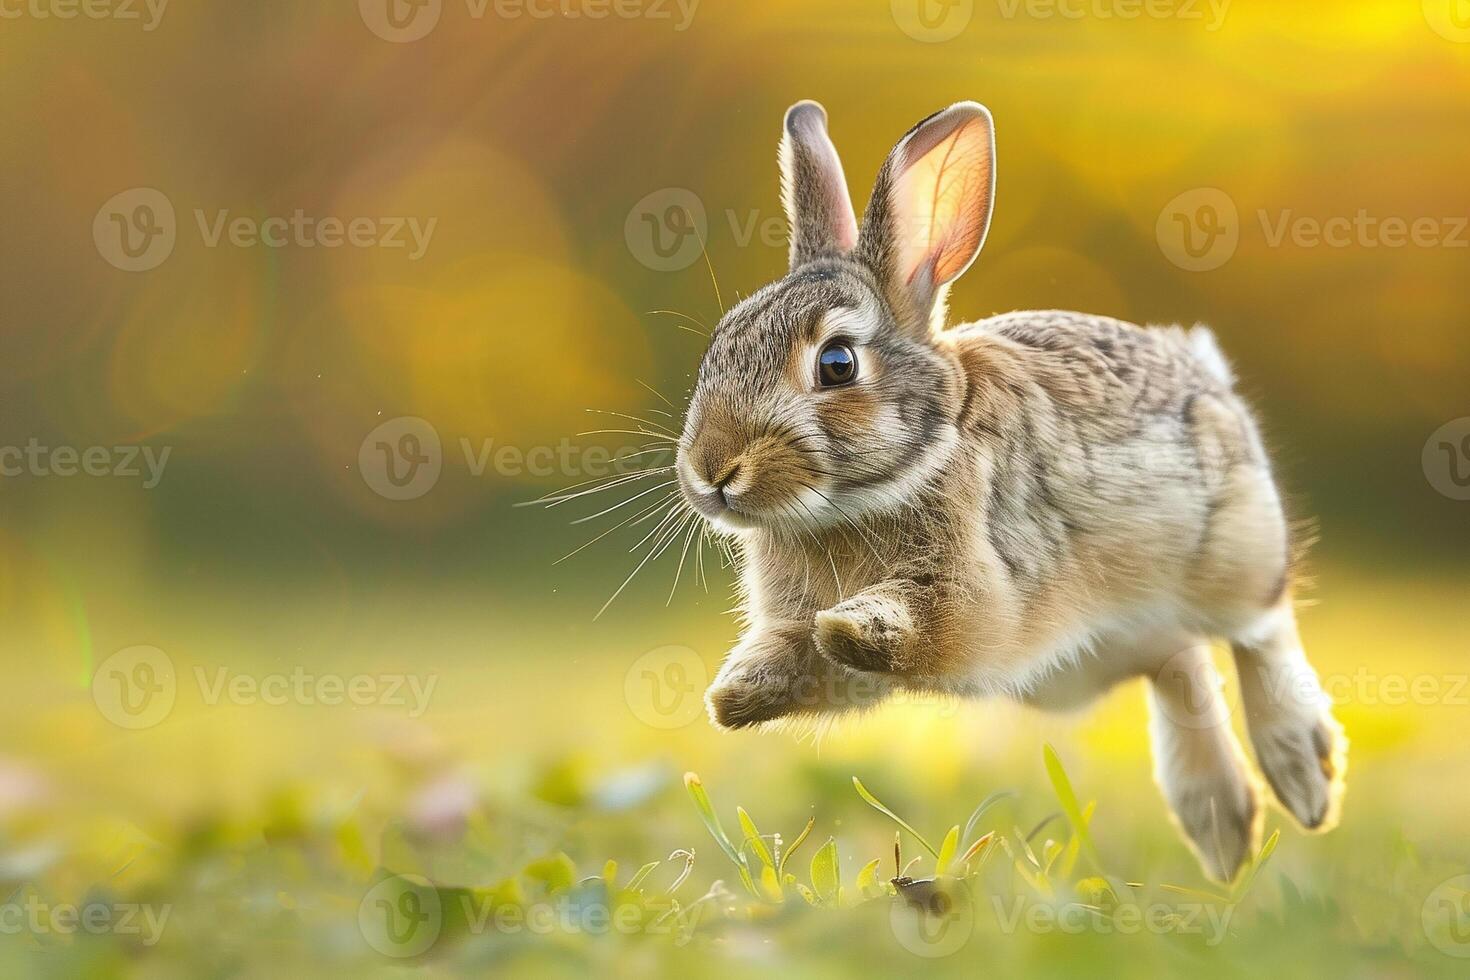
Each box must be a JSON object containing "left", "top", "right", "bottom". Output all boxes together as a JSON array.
[{"left": 817, "top": 342, "right": 857, "bottom": 388}]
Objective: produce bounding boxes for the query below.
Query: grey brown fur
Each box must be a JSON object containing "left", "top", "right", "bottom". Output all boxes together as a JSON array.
[{"left": 674, "top": 101, "right": 1345, "bottom": 882}]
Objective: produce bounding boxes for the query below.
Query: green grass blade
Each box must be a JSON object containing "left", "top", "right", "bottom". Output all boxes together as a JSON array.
[
  {"left": 779, "top": 817, "right": 816, "bottom": 878},
  {"left": 856, "top": 858, "right": 884, "bottom": 899},
  {"left": 961, "top": 790, "right": 1017, "bottom": 847},
  {"left": 625, "top": 861, "right": 660, "bottom": 893},
  {"left": 1159, "top": 882, "right": 1232, "bottom": 903},
  {"left": 736, "top": 862, "right": 759, "bottom": 898},
  {"left": 811, "top": 837, "right": 841, "bottom": 906},
  {"left": 852, "top": 776, "right": 938, "bottom": 858},
  {"left": 1233, "top": 828, "right": 1282, "bottom": 900},
  {"left": 959, "top": 831, "right": 995, "bottom": 869},
  {"left": 1059, "top": 801, "right": 1094, "bottom": 877},
  {"left": 758, "top": 863, "right": 784, "bottom": 902},
  {"left": 684, "top": 772, "right": 742, "bottom": 866},
  {"left": 966, "top": 837, "right": 999, "bottom": 877},
  {"left": 1042, "top": 744, "right": 1102, "bottom": 872},
  {"left": 1041, "top": 839, "right": 1063, "bottom": 874},
  {"left": 937, "top": 825, "right": 960, "bottom": 875},
  {"left": 737, "top": 807, "right": 775, "bottom": 870}
]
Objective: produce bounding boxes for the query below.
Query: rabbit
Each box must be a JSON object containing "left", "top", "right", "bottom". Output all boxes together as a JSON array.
[{"left": 672, "top": 100, "right": 1346, "bottom": 882}]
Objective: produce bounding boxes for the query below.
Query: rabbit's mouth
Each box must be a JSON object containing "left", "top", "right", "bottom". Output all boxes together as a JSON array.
[
  {"left": 676, "top": 452, "right": 770, "bottom": 533},
  {"left": 676, "top": 425, "right": 833, "bottom": 535},
  {"left": 678, "top": 471, "right": 758, "bottom": 532},
  {"left": 701, "top": 503, "right": 762, "bottom": 533}
]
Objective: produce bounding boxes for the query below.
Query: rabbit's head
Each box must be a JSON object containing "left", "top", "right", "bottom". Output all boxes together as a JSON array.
[{"left": 677, "top": 101, "right": 996, "bottom": 534}]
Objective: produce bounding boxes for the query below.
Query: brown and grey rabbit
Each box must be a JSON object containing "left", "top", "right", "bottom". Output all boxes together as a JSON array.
[{"left": 674, "top": 100, "right": 1345, "bottom": 882}]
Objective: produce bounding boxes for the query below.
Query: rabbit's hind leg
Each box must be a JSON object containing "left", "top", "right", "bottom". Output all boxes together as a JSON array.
[
  {"left": 1147, "top": 640, "right": 1261, "bottom": 883},
  {"left": 1230, "top": 603, "right": 1346, "bottom": 832}
]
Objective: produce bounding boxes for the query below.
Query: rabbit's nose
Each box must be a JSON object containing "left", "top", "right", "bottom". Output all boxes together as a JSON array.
[
  {"left": 709, "top": 459, "right": 743, "bottom": 500},
  {"left": 693, "top": 449, "right": 741, "bottom": 494},
  {"left": 689, "top": 427, "right": 742, "bottom": 490}
]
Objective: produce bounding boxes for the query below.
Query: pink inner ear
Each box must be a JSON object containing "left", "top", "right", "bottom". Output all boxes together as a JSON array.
[
  {"left": 827, "top": 177, "right": 859, "bottom": 252},
  {"left": 892, "top": 113, "right": 994, "bottom": 290}
]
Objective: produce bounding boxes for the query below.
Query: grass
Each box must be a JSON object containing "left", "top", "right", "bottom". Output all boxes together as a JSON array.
[
  {"left": 2, "top": 742, "right": 1464, "bottom": 979},
  {"left": 1, "top": 564, "right": 1468, "bottom": 977}
]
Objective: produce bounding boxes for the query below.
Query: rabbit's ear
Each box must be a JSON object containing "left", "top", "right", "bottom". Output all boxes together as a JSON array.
[
  {"left": 858, "top": 102, "right": 995, "bottom": 335},
  {"left": 779, "top": 101, "right": 859, "bottom": 269}
]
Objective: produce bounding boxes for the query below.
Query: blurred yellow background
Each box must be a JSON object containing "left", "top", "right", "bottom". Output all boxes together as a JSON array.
[{"left": 1, "top": 1, "right": 1468, "bottom": 976}]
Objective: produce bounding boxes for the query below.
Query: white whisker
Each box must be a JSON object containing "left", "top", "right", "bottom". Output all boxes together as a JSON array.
[
  {"left": 534, "top": 468, "right": 674, "bottom": 508},
  {"left": 645, "top": 309, "right": 712, "bottom": 337},
  {"left": 666, "top": 514, "right": 702, "bottom": 605},
  {"left": 571, "top": 481, "right": 678, "bottom": 525},
  {"left": 577, "top": 428, "right": 679, "bottom": 443},
  {"left": 553, "top": 492, "right": 675, "bottom": 565},
  {"left": 595, "top": 502, "right": 694, "bottom": 620},
  {"left": 635, "top": 377, "right": 679, "bottom": 410},
  {"left": 585, "top": 408, "right": 678, "bottom": 437}
]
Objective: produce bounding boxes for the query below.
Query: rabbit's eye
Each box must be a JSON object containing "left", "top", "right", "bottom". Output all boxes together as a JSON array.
[{"left": 817, "top": 342, "right": 857, "bottom": 388}]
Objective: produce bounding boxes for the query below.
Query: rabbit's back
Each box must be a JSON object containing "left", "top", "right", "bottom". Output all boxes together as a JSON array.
[
  {"left": 941, "top": 309, "right": 1289, "bottom": 633},
  {"left": 951, "top": 309, "right": 1266, "bottom": 478}
]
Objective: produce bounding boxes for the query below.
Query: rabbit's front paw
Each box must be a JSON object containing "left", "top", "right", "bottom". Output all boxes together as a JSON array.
[
  {"left": 813, "top": 594, "right": 913, "bottom": 674},
  {"left": 705, "top": 670, "right": 791, "bottom": 730}
]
